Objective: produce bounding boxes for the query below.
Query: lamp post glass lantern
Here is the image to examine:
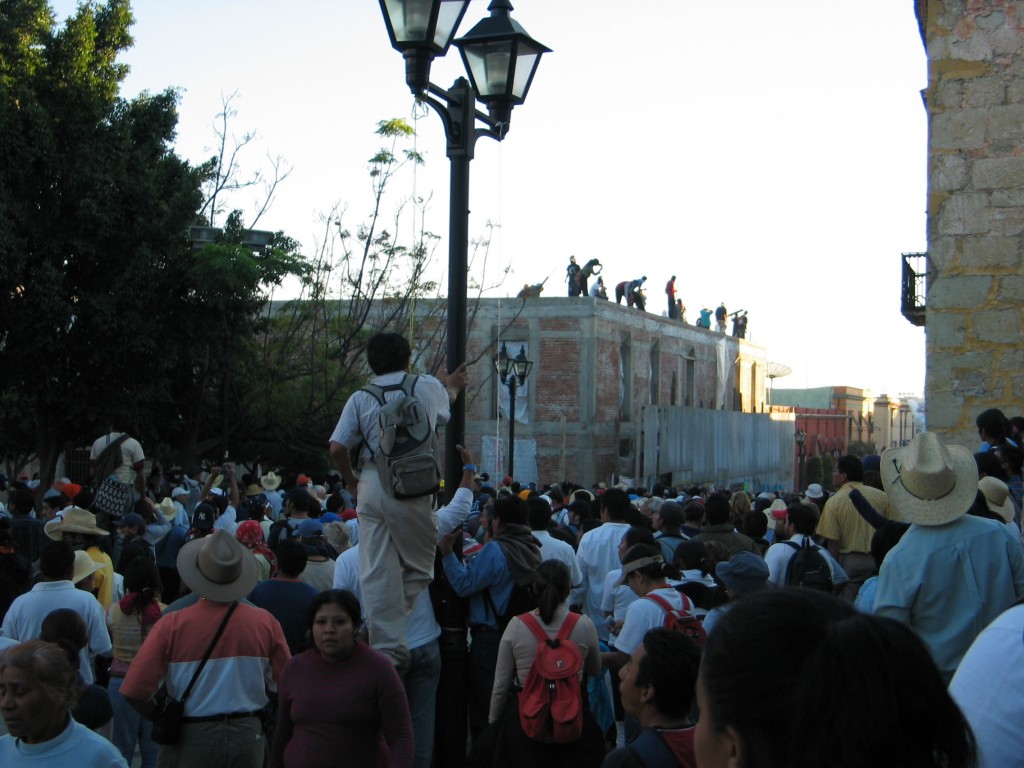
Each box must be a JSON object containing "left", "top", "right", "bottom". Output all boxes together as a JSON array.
[
  {"left": 378, "top": 0, "right": 548, "bottom": 498},
  {"left": 494, "top": 342, "right": 532, "bottom": 479}
]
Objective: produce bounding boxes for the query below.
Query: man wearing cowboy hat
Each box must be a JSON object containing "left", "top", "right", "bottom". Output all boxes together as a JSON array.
[
  {"left": 260, "top": 470, "right": 284, "bottom": 519},
  {"left": 44, "top": 506, "right": 117, "bottom": 611},
  {"left": 873, "top": 432, "right": 1024, "bottom": 684},
  {"left": 121, "top": 530, "right": 290, "bottom": 766}
]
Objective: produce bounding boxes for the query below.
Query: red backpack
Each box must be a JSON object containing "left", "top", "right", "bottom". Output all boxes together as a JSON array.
[
  {"left": 644, "top": 592, "right": 707, "bottom": 648},
  {"left": 517, "top": 611, "right": 584, "bottom": 744}
]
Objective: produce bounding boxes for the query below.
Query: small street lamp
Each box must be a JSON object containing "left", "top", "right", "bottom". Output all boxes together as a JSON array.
[
  {"left": 378, "top": 0, "right": 549, "bottom": 495},
  {"left": 795, "top": 429, "right": 807, "bottom": 491},
  {"left": 493, "top": 342, "right": 533, "bottom": 479}
]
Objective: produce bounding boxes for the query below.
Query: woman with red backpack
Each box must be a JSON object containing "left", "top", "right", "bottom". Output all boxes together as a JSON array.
[{"left": 470, "top": 560, "right": 605, "bottom": 768}]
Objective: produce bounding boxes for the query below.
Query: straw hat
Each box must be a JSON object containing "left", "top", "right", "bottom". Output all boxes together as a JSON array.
[
  {"left": 157, "top": 497, "right": 178, "bottom": 520},
  {"left": 176, "top": 529, "right": 258, "bottom": 602},
  {"left": 244, "top": 483, "right": 263, "bottom": 497},
  {"left": 72, "top": 550, "right": 103, "bottom": 584},
  {"left": 260, "top": 471, "right": 282, "bottom": 491},
  {"left": 979, "top": 476, "right": 1015, "bottom": 523},
  {"left": 880, "top": 432, "right": 977, "bottom": 526},
  {"left": 44, "top": 507, "right": 110, "bottom": 540}
]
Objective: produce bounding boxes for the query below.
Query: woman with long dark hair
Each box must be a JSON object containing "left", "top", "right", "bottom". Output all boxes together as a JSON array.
[
  {"left": 105, "top": 558, "right": 164, "bottom": 767},
  {"left": 479, "top": 559, "right": 604, "bottom": 768},
  {"left": 694, "top": 589, "right": 976, "bottom": 768}
]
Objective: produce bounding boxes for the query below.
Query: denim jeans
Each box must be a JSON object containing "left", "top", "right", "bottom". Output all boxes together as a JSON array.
[
  {"left": 469, "top": 627, "right": 501, "bottom": 740},
  {"left": 156, "top": 717, "right": 265, "bottom": 768},
  {"left": 108, "top": 675, "right": 158, "bottom": 768},
  {"left": 404, "top": 639, "right": 442, "bottom": 768}
]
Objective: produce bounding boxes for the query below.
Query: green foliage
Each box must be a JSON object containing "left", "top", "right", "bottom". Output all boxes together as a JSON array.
[
  {"left": 0, "top": 0, "right": 206, "bottom": 480},
  {"left": 806, "top": 455, "right": 823, "bottom": 487},
  {"left": 0, "top": 1, "right": 313, "bottom": 481},
  {"left": 821, "top": 453, "right": 836, "bottom": 491},
  {"left": 848, "top": 440, "right": 876, "bottom": 458}
]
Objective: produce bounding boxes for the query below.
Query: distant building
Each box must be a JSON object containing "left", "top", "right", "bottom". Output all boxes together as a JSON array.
[{"left": 772, "top": 387, "right": 921, "bottom": 482}]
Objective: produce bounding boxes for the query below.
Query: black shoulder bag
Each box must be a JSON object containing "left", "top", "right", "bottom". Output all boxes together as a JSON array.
[{"left": 150, "top": 601, "right": 238, "bottom": 745}]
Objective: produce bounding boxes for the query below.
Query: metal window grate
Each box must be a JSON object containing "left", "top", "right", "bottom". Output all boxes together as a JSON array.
[{"left": 901, "top": 252, "right": 927, "bottom": 327}]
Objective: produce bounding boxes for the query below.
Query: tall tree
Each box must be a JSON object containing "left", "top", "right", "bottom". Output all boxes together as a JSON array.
[{"left": 0, "top": 0, "right": 204, "bottom": 485}]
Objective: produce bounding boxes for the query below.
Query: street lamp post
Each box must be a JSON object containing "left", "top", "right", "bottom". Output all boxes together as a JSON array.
[
  {"left": 493, "top": 342, "right": 533, "bottom": 479},
  {"left": 795, "top": 429, "right": 807, "bottom": 491},
  {"left": 376, "top": 4, "right": 549, "bottom": 764},
  {"left": 378, "top": 0, "right": 549, "bottom": 495}
]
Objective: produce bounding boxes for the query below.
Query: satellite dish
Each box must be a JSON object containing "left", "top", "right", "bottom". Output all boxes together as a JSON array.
[{"left": 765, "top": 362, "right": 792, "bottom": 406}]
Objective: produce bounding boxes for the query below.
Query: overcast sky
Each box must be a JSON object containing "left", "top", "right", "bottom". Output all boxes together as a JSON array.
[{"left": 53, "top": 0, "right": 930, "bottom": 396}]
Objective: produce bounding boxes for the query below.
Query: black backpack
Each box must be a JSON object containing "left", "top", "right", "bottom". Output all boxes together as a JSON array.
[
  {"left": 627, "top": 728, "right": 678, "bottom": 768},
  {"left": 783, "top": 538, "right": 834, "bottom": 592},
  {"left": 484, "top": 581, "right": 538, "bottom": 633}
]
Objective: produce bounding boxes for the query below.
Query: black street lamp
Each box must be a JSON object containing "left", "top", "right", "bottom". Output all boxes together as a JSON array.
[
  {"left": 493, "top": 342, "right": 533, "bottom": 478},
  {"left": 795, "top": 429, "right": 807, "bottom": 491},
  {"left": 377, "top": 4, "right": 548, "bottom": 764},
  {"left": 378, "top": 0, "right": 549, "bottom": 496}
]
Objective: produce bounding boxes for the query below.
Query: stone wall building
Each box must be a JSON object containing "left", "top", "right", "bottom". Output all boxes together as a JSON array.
[{"left": 915, "top": 0, "right": 1024, "bottom": 443}]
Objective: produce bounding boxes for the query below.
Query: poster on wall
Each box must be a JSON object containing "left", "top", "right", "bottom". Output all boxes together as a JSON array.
[{"left": 481, "top": 435, "right": 538, "bottom": 486}]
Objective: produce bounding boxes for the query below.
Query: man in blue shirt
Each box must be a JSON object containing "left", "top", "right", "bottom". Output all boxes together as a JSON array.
[
  {"left": 440, "top": 494, "right": 540, "bottom": 739},
  {"left": 874, "top": 432, "right": 1024, "bottom": 684}
]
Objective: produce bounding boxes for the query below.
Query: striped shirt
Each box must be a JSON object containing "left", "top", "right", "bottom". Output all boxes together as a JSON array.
[{"left": 120, "top": 598, "right": 290, "bottom": 716}]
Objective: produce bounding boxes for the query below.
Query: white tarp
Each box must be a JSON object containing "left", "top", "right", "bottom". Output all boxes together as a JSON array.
[{"left": 481, "top": 434, "right": 538, "bottom": 485}]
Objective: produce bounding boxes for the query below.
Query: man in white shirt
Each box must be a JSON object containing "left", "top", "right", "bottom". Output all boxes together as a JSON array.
[
  {"left": 333, "top": 454, "right": 476, "bottom": 768},
  {"left": 764, "top": 502, "right": 847, "bottom": 588},
  {"left": 527, "top": 496, "right": 582, "bottom": 587},
  {"left": 572, "top": 488, "right": 633, "bottom": 642},
  {"left": 1, "top": 540, "right": 111, "bottom": 683},
  {"left": 328, "top": 332, "right": 466, "bottom": 669}
]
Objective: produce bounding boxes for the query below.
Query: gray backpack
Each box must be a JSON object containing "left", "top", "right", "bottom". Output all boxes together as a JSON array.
[{"left": 360, "top": 375, "right": 441, "bottom": 499}]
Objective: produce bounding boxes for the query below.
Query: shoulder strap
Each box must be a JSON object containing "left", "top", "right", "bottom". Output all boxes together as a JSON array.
[
  {"left": 360, "top": 383, "right": 386, "bottom": 406},
  {"left": 555, "top": 611, "right": 581, "bottom": 641},
  {"left": 627, "top": 728, "right": 678, "bottom": 768},
  {"left": 95, "top": 432, "right": 130, "bottom": 471},
  {"left": 644, "top": 592, "right": 674, "bottom": 614},
  {"left": 179, "top": 601, "right": 238, "bottom": 704},
  {"left": 401, "top": 374, "right": 418, "bottom": 397},
  {"left": 518, "top": 611, "right": 548, "bottom": 644},
  {"left": 645, "top": 591, "right": 692, "bottom": 616},
  {"left": 782, "top": 540, "right": 799, "bottom": 551}
]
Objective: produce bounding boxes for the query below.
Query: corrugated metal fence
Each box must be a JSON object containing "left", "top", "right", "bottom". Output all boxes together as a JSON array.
[{"left": 640, "top": 406, "right": 794, "bottom": 492}]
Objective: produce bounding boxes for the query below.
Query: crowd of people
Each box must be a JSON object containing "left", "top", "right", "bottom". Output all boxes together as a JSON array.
[
  {"left": 1, "top": 343, "right": 1023, "bottom": 767},
  {"left": 564, "top": 257, "right": 748, "bottom": 338}
]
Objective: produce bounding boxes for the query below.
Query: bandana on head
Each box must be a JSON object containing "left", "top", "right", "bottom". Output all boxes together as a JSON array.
[{"left": 236, "top": 520, "right": 276, "bottom": 565}]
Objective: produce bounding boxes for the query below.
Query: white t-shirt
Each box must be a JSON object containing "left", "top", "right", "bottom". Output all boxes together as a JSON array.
[
  {"left": 614, "top": 586, "right": 691, "bottom": 655},
  {"left": 329, "top": 372, "right": 450, "bottom": 467},
  {"left": 90, "top": 432, "right": 144, "bottom": 485},
  {"left": 950, "top": 604, "right": 1024, "bottom": 768},
  {"left": 572, "top": 521, "right": 631, "bottom": 642}
]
